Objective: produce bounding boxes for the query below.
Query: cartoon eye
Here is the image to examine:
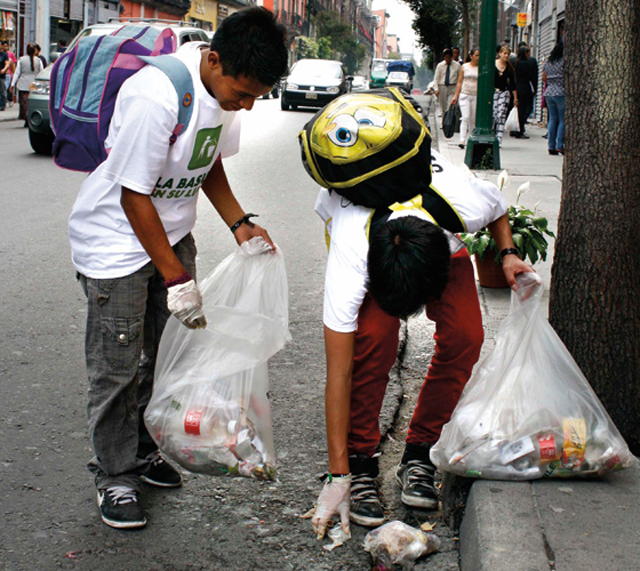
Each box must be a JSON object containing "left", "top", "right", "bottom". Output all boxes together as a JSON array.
[
  {"left": 327, "top": 114, "right": 359, "bottom": 147},
  {"left": 354, "top": 108, "right": 386, "bottom": 128}
]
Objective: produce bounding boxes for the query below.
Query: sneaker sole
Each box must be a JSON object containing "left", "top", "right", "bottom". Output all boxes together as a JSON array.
[
  {"left": 139, "top": 474, "right": 183, "bottom": 488},
  {"left": 349, "top": 511, "right": 386, "bottom": 528},
  {"left": 395, "top": 472, "right": 439, "bottom": 510},
  {"left": 97, "top": 492, "right": 147, "bottom": 529}
]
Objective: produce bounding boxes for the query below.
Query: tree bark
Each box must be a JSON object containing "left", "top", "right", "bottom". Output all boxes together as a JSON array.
[
  {"left": 549, "top": 1, "right": 640, "bottom": 454},
  {"left": 458, "top": 0, "right": 470, "bottom": 56}
]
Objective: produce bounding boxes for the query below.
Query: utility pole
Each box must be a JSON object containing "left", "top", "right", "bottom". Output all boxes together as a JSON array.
[{"left": 464, "top": 0, "right": 500, "bottom": 169}]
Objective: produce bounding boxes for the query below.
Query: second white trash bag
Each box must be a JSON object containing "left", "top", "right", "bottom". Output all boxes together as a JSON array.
[
  {"left": 430, "top": 273, "right": 635, "bottom": 480},
  {"left": 145, "top": 238, "right": 291, "bottom": 481}
]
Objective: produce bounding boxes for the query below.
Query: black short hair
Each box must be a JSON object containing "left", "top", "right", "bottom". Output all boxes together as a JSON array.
[
  {"left": 366, "top": 217, "right": 451, "bottom": 319},
  {"left": 211, "top": 7, "right": 289, "bottom": 88},
  {"left": 443, "top": 48, "right": 452, "bottom": 57}
]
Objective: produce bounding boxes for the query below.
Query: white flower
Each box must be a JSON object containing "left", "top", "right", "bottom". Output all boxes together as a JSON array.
[
  {"left": 516, "top": 181, "right": 530, "bottom": 204},
  {"left": 497, "top": 170, "right": 510, "bottom": 191}
]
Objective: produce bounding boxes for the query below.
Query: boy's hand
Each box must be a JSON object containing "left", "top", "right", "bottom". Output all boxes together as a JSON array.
[
  {"left": 167, "top": 280, "right": 207, "bottom": 329},
  {"left": 233, "top": 222, "right": 276, "bottom": 252},
  {"left": 501, "top": 254, "right": 536, "bottom": 290},
  {"left": 311, "top": 475, "right": 351, "bottom": 540}
]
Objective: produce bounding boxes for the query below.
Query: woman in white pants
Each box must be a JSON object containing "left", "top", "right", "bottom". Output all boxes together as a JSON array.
[{"left": 451, "top": 49, "right": 479, "bottom": 149}]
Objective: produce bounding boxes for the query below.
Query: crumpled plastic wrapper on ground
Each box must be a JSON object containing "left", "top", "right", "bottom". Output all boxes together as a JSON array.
[{"left": 364, "top": 521, "right": 440, "bottom": 570}]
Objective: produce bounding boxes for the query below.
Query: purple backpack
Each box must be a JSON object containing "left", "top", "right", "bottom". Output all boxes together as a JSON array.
[{"left": 49, "top": 24, "right": 194, "bottom": 172}]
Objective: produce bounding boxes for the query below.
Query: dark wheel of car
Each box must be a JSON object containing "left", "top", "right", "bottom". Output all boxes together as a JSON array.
[
  {"left": 281, "top": 98, "right": 290, "bottom": 111},
  {"left": 291, "top": 104, "right": 298, "bottom": 110},
  {"left": 271, "top": 86, "right": 280, "bottom": 99},
  {"left": 28, "top": 127, "right": 55, "bottom": 155}
]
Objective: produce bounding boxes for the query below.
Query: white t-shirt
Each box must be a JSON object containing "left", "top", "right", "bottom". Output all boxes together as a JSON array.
[
  {"left": 315, "top": 149, "right": 507, "bottom": 333},
  {"left": 69, "top": 42, "right": 241, "bottom": 279}
]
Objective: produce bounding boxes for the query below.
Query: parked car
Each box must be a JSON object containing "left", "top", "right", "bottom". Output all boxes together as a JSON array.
[
  {"left": 280, "top": 58, "right": 352, "bottom": 111},
  {"left": 26, "top": 19, "right": 209, "bottom": 155},
  {"left": 262, "top": 83, "right": 280, "bottom": 99},
  {"left": 350, "top": 74, "right": 368, "bottom": 91},
  {"left": 385, "top": 71, "right": 413, "bottom": 93}
]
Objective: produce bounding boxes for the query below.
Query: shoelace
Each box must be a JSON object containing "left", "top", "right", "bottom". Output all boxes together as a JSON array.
[
  {"left": 350, "top": 474, "right": 380, "bottom": 503},
  {"left": 106, "top": 486, "right": 138, "bottom": 505},
  {"left": 146, "top": 450, "right": 164, "bottom": 467},
  {"left": 405, "top": 459, "right": 436, "bottom": 490}
]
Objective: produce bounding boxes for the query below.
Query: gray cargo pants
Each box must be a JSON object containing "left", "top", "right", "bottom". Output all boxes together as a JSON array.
[{"left": 78, "top": 234, "right": 197, "bottom": 490}]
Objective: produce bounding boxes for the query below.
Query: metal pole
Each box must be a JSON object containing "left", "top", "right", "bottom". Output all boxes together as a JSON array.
[{"left": 464, "top": 0, "right": 501, "bottom": 169}]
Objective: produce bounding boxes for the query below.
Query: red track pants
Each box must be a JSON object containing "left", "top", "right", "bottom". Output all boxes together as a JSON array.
[{"left": 347, "top": 249, "right": 484, "bottom": 456}]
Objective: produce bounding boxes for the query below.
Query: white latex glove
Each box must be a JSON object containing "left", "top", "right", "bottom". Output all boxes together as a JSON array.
[
  {"left": 166, "top": 279, "right": 207, "bottom": 329},
  {"left": 311, "top": 475, "right": 352, "bottom": 540}
]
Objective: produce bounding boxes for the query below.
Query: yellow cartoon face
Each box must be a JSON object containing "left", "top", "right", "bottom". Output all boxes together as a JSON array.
[{"left": 309, "top": 93, "right": 403, "bottom": 164}]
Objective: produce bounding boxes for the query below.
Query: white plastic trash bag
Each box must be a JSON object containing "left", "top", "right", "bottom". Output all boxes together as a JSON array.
[
  {"left": 430, "top": 273, "right": 636, "bottom": 480},
  {"left": 505, "top": 106, "right": 519, "bottom": 133},
  {"left": 145, "top": 238, "right": 290, "bottom": 481}
]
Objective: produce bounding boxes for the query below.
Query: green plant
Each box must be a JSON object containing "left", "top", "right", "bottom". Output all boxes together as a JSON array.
[{"left": 460, "top": 178, "right": 556, "bottom": 265}]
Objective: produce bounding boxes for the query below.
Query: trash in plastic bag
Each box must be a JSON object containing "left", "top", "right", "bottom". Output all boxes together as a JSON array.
[
  {"left": 144, "top": 238, "right": 290, "bottom": 481},
  {"left": 431, "top": 273, "right": 636, "bottom": 480},
  {"left": 364, "top": 521, "right": 440, "bottom": 571}
]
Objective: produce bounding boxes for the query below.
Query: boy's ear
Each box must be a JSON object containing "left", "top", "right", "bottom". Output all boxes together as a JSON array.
[{"left": 207, "top": 50, "right": 222, "bottom": 71}]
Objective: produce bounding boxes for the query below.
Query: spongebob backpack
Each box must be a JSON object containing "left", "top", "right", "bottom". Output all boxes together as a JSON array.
[{"left": 298, "top": 88, "right": 433, "bottom": 209}]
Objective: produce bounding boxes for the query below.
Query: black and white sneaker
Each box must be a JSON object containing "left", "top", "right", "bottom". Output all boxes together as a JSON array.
[
  {"left": 97, "top": 486, "right": 146, "bottom": 529},
  {"left": 395, "top": 443, "right": 439, "bottom": 510},
  {"left": 140, "top": 451, "right": 183, "bottom": 488},
  {"left": 349, "top": 454, "right": 385, "bottom": 527}
]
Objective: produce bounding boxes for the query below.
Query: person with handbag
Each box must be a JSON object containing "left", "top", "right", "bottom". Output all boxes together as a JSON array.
[
  {"left": 434, "top": 49, "right": 460, "bottom": 116},
  {"left": 451, "top": 48, "right": 479, "bottom": 149},
  {"left": 493, "top": 45, "right": 517, "bottom": 146}
]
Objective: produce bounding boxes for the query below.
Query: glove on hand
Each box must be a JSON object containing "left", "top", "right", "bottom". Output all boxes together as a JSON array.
[
  {"left": 166, "top": 279, "right": 207, "bottom": 329},
  {"left": 311, "top": 475, "right": 352, "bottom": 540}
]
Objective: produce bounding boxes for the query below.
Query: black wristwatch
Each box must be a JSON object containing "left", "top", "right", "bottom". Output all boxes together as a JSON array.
[{"left": 499, "top": 247, "right": 521, "bottom": 263}]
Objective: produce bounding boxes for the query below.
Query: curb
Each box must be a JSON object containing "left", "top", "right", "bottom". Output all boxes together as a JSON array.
[{"left": 459, "top": 480, "right": 550, "bottom": 571}]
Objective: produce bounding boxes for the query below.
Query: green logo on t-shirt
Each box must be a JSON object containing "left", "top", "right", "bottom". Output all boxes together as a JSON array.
[{"left": 188, "top": 126, "right": 222, "bottom": 170}]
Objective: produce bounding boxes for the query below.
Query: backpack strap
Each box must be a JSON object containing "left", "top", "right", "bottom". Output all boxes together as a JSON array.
[
  {"left": 367, "top": 186, "right": 466, "bottom": 241},
  {"left": 139, "top": 55, "right": 194, "bottom": 145}
]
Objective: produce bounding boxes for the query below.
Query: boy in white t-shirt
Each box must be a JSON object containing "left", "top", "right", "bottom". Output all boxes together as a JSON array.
[
  {"left": 300, "top": 92, "right": 536, "bottom": 539},
  {"left": 68, "top": 7, "right": 288, "bottom": 530}
]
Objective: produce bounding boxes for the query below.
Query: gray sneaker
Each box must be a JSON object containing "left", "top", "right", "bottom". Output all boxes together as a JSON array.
[
  {"left": 395, "top": 459, "right": 438, "bottom": 509},
  {"left": 97, "top": 486, "right": 146, "bottom": 529},
  {"left": 349, "top": 453, "right": 385, "bottom": 527}
]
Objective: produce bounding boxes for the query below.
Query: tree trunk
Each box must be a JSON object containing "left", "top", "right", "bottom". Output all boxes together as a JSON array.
[
  {"left": 549, "top": 1, "right": 640, "bottom": 454},
  {"left": 459, "top": 0, "right": 470, "bottom": 56}
]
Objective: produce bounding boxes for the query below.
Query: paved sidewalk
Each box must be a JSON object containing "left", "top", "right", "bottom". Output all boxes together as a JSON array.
[
  {"left": 0, "top": 104, "right": 21, "bottom": 122},
  {"left": 425, "top": 110, "right": 640, "bottom": 571}
]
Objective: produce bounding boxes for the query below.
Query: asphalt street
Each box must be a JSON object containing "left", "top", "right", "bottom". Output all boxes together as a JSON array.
[{"left": 0, "top": 97, "right": 458, "bottom": 571}]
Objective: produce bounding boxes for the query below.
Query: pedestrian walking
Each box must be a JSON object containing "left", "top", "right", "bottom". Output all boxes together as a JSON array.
[
  {"left": 299, "top": 94, "right": 535, "bottom": 538},
  {"left": 451, "top": 46, "right": 462, "bottom": 64},
  {"left": 434, "top": 49, "right": 461, "bottom": 115},
  {"left": 493, "top": 45, "right": 517, "bottom": 145},
  {"left": 10, "top": 43, "right": 43, "bottom": 124},
  {"left": 0, "top": 40, "right": 9, "bottom": 111},
  {"left": 34, "top": 44, "right": 47, "bottom": 68},
  {"left": 67, "top": 7, "right": 288, "bottom": 530},
  {"left": 5, "top": 42, "right": 17, "bottom": 105},
  {"left": 514, "top": 45, "right": 537, "bottom": 138},
  {"left": 451, "top": 48, "right": 479, "bottom": 149},
  {"left": 542, "top": 42, "right": 565, "bottom": 155}
]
